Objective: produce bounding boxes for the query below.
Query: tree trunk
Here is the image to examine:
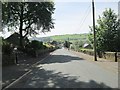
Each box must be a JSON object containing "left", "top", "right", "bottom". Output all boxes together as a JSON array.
[
  {"left": 19, "top": 3, "right": 24, "bottom": 48},
  {"left": 19, "top": 28, "right": 23, "bottom": 48}
]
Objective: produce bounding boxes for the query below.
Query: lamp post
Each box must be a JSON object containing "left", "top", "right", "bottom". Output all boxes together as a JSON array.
[
  {"left": 68, "top": 37, "right": 70, "bottom": 50},
  {"left": 14, "top": 47, "right": 18, "bottom": 64}
]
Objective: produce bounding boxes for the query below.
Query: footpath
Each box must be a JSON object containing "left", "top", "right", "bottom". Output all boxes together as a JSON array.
[
  {"left": 69, "top": 49, "right": 118, "bottom": 74},
  {"left": 2, "top": 52, "right": 50, "bottom": 89}
]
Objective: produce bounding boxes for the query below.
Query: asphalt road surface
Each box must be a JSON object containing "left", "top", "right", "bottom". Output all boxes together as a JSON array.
[{"left": 7, "top": 49, "right": 118, "bottom": 88}]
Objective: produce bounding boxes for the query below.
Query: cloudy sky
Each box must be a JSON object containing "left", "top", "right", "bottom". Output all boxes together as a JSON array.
[{"left": 1, "top": 0, "right": 119, "bottom": 38}]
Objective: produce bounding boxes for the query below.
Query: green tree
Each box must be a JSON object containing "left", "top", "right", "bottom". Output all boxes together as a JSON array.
[
  {"left": 72, "top": 40, "right": 85, "bottom": 51},
  {"left": 64, "top": 41, "right": 71, "bottom": 49},
  {"left": 28, "top": 40, "right": 43, "bottom": 50},
  {"left": 2, "top": 2, "right": 55, "bottom": 47},
  {"left": 88, "top": 8, "right": 120, "bottom": 52}
]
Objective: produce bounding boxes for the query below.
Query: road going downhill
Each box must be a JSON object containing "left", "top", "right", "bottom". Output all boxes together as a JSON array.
[{"left": 7, "top": 49, "right": 118, "bottom": 88}]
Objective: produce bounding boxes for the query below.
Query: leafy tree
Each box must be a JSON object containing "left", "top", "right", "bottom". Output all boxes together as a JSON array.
[
  {"left": 88, "top": 8, "right": 120, "bottom": 52},
  {"left": 64, "top": 41, "right": 70, "bottom": 49},
  {"left": 28, "top": 40, "right": 43, "bottom": 50},
  {"left": 71, "top": 40, "right": 85, "bottom": 51},
  {"left": 2, "top": 2, "right": 55, "bottom": 47}
]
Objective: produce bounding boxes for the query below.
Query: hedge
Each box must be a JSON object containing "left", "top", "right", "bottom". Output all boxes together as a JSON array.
[{"left": 72, "top": 48, "right": 120, "bottom": 62}]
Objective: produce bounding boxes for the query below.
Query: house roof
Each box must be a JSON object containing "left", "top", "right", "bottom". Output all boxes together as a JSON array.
[{"left": 5, "top": 33, "right": 29, "bottom": 46}]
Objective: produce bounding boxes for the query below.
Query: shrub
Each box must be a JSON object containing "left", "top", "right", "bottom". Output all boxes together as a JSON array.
[
  {"left": 27, "top": 40, "right": 44, "bottom": 50},
  {"left": 2, "top": 40, "right": 15, "bottom": 66},
  {"left": 2, "top": 41, "right": 13, "bottom": 55},
  {"left": 30, "top": 40, "right": 40, "bottom": 50},
  {"left": 2, "top": 54, "right": 15, "bottom": 66}
]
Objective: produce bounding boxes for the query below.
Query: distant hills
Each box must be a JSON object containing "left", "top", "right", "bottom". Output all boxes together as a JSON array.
[
  {"left": 29, "top": 37, "right": 52, "bottom": 42},
  {"left": 50, "top": 34, "right": 89, "bottom": 42},
  {"left": 29, "top": 33, "right": 89, "bottom": 43}
]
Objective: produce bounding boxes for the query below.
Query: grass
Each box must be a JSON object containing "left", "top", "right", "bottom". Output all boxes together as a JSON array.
[
  {"left": 80, "top": 48, "right": 94, "bottom": 52},
  {"left": 50, "top": 33, "right": 89, "bottom": 43}
]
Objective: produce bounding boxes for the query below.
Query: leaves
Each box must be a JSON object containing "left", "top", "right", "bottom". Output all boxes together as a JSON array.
[
  {"left": 89, "top": 8, "right": 120, "bottom": 52},
  {"left": 2, "top": 2, "right": 55, "bottom": 47},
  {"left": 2, "top": 2, "right": 55, "bottom": 36}
]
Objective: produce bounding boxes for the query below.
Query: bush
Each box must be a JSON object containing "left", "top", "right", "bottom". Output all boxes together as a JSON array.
[
  {"left": 23, "top": 40, "right": 47, "bottom": 57},
  {"left": 42, "top": 45, "right": 47, "bottom": 49},
  {"left": 26, "top": 40, "right": 44, "bottom": 50},
  {"left": 30, "top": 40, "right": 40, "bottom": 50},
  {"left": 2, "top": 41, "right": 13, "bottom": 55},
  {"left": 2, "top": 40, "right": 15, "bottom": 66},
  {"left": 2, "top": 54, "right": 15, "bottom": 66},
  {"left": 21, "top": 40, "right": 57, "bottom": 57}
]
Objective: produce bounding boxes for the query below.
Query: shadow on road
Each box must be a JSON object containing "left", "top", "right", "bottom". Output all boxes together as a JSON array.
[
  {"left": 14, "top": 67, "right": 114, "bottom": 88},
  {"left": 2, "top": 53, "right": 49, "bottom": 89},
  {"left": 40, "top": 55, "right": 84, "bottom": 64}
]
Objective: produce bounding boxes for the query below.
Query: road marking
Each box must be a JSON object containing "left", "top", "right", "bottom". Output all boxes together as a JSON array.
[
  {"left": 3, "top": 70, "right": 32, "bottom": 90},
  {"left": 3, "top": 51, "right": 54, "bottom": 89},
  {"left": 31, "top": 53, "right": 51, "bottom": 67}
]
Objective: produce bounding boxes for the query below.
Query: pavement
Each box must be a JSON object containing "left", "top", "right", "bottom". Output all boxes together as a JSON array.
[
  {"left": 4, "top": 48, "right": 118, "bottom": 89},
  {"left": 2, "top": 52, "right": 49, "bottom": 89},
  {"left": 69, "top": 49, "right": 118, "bottom": 74}
]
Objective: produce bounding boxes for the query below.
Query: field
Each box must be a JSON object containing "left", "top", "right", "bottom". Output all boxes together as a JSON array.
[{"left": 49, "top": 33, "right": 89, "bottom": 43}]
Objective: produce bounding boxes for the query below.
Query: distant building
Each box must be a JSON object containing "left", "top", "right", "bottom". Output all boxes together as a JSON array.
[
  {"left": 83, "top": 43, "right": 92, "bottom": 49},
  {"left": 5, "top": 33, "right": 29, "bottom": 47},
  {"left": 118, "top": 1, "right": 120, "bottom": 19}
]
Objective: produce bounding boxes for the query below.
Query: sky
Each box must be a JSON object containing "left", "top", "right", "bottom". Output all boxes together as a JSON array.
[
  {"left": 1, "top": 0, "right": 119, "bottom": 38},
  {"left": 36, "top": 0, "right": 119, "bottom": 37}
]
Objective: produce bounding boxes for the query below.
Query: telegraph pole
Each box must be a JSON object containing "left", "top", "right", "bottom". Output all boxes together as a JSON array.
[
  {"left": 92, "top": 0, "right": 97, "bottom": 61},
  {"left": 68, "top": 37, "right": 70, "bottom": 50}
]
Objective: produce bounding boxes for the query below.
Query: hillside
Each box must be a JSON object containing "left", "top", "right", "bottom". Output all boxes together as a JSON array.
[
  {"left": 29, "top": 33, "right": 89, "bottom": 43},
  {"left": 50, "top": 34, "right": 89, "bottom": 43}
]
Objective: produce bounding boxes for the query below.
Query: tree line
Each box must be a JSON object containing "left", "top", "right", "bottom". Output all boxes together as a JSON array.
[
  {"left": 88, "top": 8, "right": 120, "bottom": 53},
  {"left": 2, "top": 1, "right": 55, "bottom": 48}
]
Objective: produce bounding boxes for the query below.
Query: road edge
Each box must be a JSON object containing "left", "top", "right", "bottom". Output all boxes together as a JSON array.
[{"left": 2, "top": 51, "right": 54, "bottom": 90}]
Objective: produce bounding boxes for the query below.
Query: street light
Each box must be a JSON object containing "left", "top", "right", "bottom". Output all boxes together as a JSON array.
[{"left": 13, "top": 47, "right": 18, "bottom": 64}]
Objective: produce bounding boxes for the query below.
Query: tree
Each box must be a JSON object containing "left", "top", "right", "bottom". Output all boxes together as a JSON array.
[
  {"left": 64, "top": 41, "right": 70, "bottom": 49},
  {"left": 88, "top": 8, "right": 120, "bottom": 52},
  {"left": 2, "top": 2, "right": 55, "bottom": 47},
  {"left": 71, "top": 40, "right": 85, "bottom": 51}
]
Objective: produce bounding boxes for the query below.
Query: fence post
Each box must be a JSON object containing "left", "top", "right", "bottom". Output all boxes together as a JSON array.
[{"left": 115, "top": 52, "right": 117, "bottom": 62}]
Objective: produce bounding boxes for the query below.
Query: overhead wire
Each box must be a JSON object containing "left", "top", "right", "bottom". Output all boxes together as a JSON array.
[{"left": 75, "top": 4, "right": 91, "bottom": 33}]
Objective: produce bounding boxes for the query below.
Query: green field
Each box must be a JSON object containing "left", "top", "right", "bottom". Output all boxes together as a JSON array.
[{"left": 50, "top": 33, "right": 89, "bottom": 43}]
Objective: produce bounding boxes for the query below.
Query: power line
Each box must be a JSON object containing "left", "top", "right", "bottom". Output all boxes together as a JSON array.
[
  {"left": 75, "top": 4, "right": 91, "bottom": 32},
  {"left": 79, "top": 8, "right": 91, "bottom": 30}
]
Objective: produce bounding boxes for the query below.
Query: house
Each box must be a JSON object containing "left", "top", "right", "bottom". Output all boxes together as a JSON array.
[
  {"left": 5, "top": 33, "right": 29, "bottom": 47},
  {"left": 83, "top": 43, "right": 92, "bottom": 49}
]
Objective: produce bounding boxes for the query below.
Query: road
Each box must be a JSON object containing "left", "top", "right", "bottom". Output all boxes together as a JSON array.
[{"left": 7, "top": 49, "right": 118, "bottom": 88}]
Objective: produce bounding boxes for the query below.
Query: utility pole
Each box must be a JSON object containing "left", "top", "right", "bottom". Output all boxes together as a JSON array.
[
  {"left": 92, "top": 0, "right": 97, "bottom": 61},
  {"left": 68, "top": 37, "right": 70, "bottom": 50}
]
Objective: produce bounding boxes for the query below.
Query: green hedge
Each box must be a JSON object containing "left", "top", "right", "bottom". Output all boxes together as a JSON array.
[
  {"left": 23, "top": 47, "right": 57, "bottom": 57},
  {"left": 79, "top": 48, "right": 94, "bottom": 56},
  {"left": 2, "top": 54, "right": 15, "bottom": 66},
  {"left": 2, "top": 40, "right": 15, "bottom": 66}
]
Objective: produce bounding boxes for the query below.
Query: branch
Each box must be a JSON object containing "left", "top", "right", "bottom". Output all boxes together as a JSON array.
[
  {"left": 23, "top": 30, "right": 29, "bottom": 38},
  {"left": 23, "top": 21, "right": 33, "bottom": 31}
]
